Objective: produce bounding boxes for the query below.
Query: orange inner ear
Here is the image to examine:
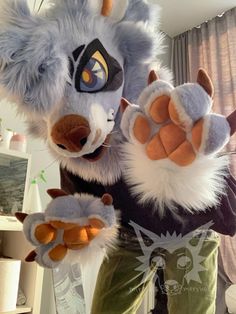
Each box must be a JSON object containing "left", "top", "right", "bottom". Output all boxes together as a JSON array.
[{"left": 101, "top": 0, "right": 113, "bottom": 16}]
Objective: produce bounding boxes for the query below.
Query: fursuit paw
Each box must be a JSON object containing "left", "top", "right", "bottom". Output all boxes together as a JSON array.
[
  {"left": 16, "top": 190, "right": 117, "bottom": 268},
  {"left": 120, "top": 69, "right": 235, "bottom": 211},
  {"left": 121, "top": 69, "right": 233, "bottom": 166}
]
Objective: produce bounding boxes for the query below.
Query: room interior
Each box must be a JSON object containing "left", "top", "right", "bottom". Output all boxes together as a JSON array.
[{"left": 0, "top": 0, "right": 235, "bottom": 313}]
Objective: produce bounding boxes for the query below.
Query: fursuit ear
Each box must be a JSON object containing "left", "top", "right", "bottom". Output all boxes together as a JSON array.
[
  {"left": 122, "top": 0, "right": 161, "bottom": 25},
  {"left": 115, "top": 22, "right": 154, "bottom": 66},
  {"left": 0, "top": 0, "right": 40, "bottom": 102},
  {"left": 0, "top": 0, "right": 37, "bottom": 70},
  {"left": 0, "top": 1, "right": 66, "bottom": 113},
  {"left": 87, "top": 0, "right": 128, "bottom": 22}
]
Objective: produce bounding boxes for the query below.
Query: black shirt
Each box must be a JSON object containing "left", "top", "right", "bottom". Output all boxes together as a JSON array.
[{"left": 60, "top": 167, "right": 236, "bottom": 236}]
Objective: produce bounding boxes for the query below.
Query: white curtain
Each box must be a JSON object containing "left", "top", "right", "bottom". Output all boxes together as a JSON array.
[
  {"left": 172, "top": 7, "right": 236, "bottom": 174},
  {"left": 172, "top": 7, "right": 236, "bottom": 289},
  {"left": 187, "top": 8, "right": 236, "bottom": 288},
  {"left": 171, "top": 33, "right": 189, "bottom": 85}
]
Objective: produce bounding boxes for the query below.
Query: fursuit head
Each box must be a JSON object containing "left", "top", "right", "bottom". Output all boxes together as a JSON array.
[{"left": 0, "top": 0, "right": 169, "bottom": 185}]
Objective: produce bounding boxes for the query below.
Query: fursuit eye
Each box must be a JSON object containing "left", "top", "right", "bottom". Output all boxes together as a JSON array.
[{"left": 79, "top": 51, "right": 108, "bottom": 92}]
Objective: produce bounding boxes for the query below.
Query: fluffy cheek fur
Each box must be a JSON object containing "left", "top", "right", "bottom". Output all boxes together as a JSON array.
[{"left": 122, "top": 141, "right": 229, "bottom": 213}]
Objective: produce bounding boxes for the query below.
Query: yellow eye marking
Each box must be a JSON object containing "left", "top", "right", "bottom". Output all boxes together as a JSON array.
[
  {"left": 82, "top": 70, "right": 91, "bottom": 83},
  {"left": 92, "top": 51, "right": 108, "bottom": 79}
]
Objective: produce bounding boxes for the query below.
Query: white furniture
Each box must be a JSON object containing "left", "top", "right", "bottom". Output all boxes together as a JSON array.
[
  {"left": 226, "top": 285, "right": 236, "bottom": 314},
  {"left": 0, "top": 148, "right": 44, "bottom": 314}
]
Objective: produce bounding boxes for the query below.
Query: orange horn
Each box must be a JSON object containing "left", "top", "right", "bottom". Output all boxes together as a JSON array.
[
  {"left": 148, "top": 70, "right": 159, "bottom": 85},
  {"left": 25, "top": 250, "right": 37, "bottom": 262},
  {"left": 15, "top": 212, "right": 28, "bottom": 223},
  {"left": 120, "top": 98, "right": 131, "bottom": 113},
  {"left": 197, "top": 68, "right": 214, "bottom": 98},
  {"left": 101, "top": 0, "right": 113, "bottom": 16},
  {"left": 227, "top": 109, "right": 236, "bottom": 136},
  {"left": 47, "top": 189, "right": 69, "bottom": 199},
  {"left": 101, "top": 193, "right": 113, "bottom": 206}
]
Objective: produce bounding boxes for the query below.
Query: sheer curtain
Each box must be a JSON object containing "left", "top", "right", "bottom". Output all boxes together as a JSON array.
[
  {"left": 171, "top": 34, "right": 189, "bottom": 85},
  {"left": 172, "top": 7, "right": 236, "bottom": 172},
  {"left": 172, "top": 7, "right": 236, "bottom": 292}
]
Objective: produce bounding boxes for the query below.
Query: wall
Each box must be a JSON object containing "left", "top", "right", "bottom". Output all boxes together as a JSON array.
[{"left": 159, "top": 33, "right": 172, "bottom": 69}]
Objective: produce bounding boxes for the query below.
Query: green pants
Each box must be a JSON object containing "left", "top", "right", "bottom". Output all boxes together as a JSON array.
[{"left": 91, "top": 229, "right": 219, "bottom": 314}]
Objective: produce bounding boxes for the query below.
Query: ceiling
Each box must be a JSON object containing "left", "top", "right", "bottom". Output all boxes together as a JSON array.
[
  {"left": 149, "top": 0, "right": 236, "bottom": 37},
  {"left": 28, "top": 0, "right": 235, "bottom": 38}
]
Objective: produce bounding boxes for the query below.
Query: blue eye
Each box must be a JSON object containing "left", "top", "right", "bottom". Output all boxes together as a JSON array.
[{"left": 80, "top": 57, "right": 108, "bottom": 92}]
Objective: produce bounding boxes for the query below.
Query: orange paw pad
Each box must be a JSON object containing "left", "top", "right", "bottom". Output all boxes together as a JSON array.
[
  {"left": 159, "top": 123, "right": 186, "bottom": 155},
  {"left": 169, "top": 140, "right": 196, "bottom": 166},
  {"left": 86, "top": 226, "right": 101, "bottom": 241},
  {"left": 149, "top": 95, "right": 170, "bottom": 123},
  {"left": 49, "top": 244, "right": 68, "bottom": 262},
  {"left": 49, "top": 221, "right": 77, "bottom": 230},
  {"left": 146, "top": 133, "right": 167, "bottom": 160},
  {"left": 145, "top": 122, "right": 196, "bottom": 166},
  {"left": 168, "top": 100, "right": 183, "bottom": 127},
  {"left": 35, "top": 224, "right": 57, "bottom": 244},
  {"left": 89, "top": 218, "right": 106, "bottom": 229},
  {"left": 64, "top": 226, "right": 89, "bottom": 245},
  {"left": 133, "top": 115, "right": 151, "bottom": 144}
]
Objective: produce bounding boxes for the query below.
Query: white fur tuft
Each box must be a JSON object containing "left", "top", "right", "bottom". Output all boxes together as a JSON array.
[
  {"left": 122, "top": 142, "right": 229, "bottom": 213},
  {"left": 64, "top": 224, "right": 118, "bottom": 266}
]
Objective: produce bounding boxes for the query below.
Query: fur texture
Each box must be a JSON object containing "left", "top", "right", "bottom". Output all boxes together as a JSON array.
[
  {"left": 201, "top": 114, "right": 231, "bottom": 154},
  {"left": 122, "top": 141, "right": 229, "bottom": 213},
  {"left": 171, "top": 84, "right": 212, "bottom": 130}
]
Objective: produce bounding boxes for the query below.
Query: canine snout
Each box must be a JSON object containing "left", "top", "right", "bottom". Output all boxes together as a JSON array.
[{"left": 51, "top": 114, "right": 91, "bottom": 152}]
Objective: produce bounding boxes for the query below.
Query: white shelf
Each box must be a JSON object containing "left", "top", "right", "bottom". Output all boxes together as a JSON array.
[
  {"left": 0, "top": 147, "right": 30, "bottom": 160},
  {"left": 0, "top": 306, "right": 32, "bottom": 314},
  {"left": 0, "top": 149, "right": 43, "bottom": 314},
  {"left": 0, "top": 216, "right": 22, "bottom": 232},
  {"left": 1, "top": 231, "right": 44, "bottom": 314}
]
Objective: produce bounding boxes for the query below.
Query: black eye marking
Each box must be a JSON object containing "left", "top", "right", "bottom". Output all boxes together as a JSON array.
[
  {"left": 71, "top": 38, "right": 123, "bottom": 94},
  {"left": 72, "top": 45, "right": 85, "bottom": 62},
  {"left": 68, "top": 57, "right": 74, "bottom": 79}
]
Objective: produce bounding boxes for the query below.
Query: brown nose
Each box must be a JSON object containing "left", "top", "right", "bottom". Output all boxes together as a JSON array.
[{"left": 51, "top": 114, "right": 91, "bottom": 152}]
